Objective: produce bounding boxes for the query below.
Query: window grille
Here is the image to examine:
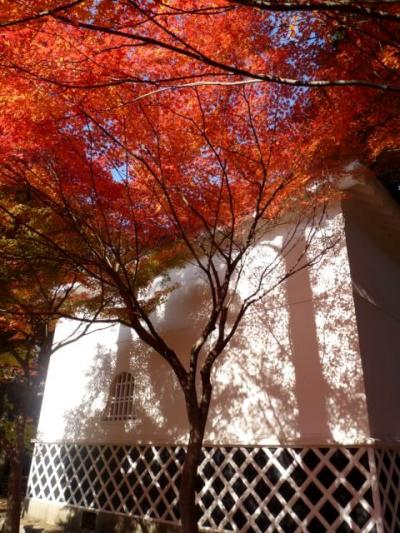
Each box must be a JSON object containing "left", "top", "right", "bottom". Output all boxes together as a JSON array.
[{"left": 104, "top": 372, "right": 136, "bottom": 421}]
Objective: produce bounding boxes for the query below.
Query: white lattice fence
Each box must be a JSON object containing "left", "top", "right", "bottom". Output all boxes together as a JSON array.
[
  {"left": 28, "top": 443, "right": 384, "bottom": 532},
  {"left": 375, "top": 449, "right": 400, "bottom": 533}
]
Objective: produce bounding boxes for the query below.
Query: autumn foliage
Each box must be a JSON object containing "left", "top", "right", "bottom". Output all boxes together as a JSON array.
[{"left": 0, "top": 1, "right": 399, "bottom": 532}]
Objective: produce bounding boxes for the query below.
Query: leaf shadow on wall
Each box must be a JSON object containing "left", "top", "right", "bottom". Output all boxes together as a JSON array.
[
  {"left": 61, "top": 271, "right": 214, "bottom": 446},
  {"left": 61, "top": 224, "right": 370, "bottom": 448},
  {"left": 207, "top": 231, "right": 369, "bottom": 445}
]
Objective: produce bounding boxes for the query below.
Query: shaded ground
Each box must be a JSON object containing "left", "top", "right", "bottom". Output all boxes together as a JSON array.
[
  {"left": 0, "top": 499, "right": 72, "bottom": 533},
  {"left": 0, "top": 500, "right": 187, "bottom": 532},
  {"left": 0, "top": 498, "right": 213, "bottom": 533}
]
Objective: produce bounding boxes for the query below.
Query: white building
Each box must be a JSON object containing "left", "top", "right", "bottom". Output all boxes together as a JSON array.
[{"left": 26, "top": 172, "right": 400, "bottom": 532}]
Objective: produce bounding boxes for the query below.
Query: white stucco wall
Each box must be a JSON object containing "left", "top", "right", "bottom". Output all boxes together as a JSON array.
[
  {"left": 343, "top": 178, "right": 400, "bottom": 444},
  {"left": 36, "top": 204, "right": 372, "bottom": 447}
]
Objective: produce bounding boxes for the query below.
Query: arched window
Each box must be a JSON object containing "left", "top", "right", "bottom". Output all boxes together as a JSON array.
[{"left": 104, "top": 372, "right": 136, "bottom": 421}]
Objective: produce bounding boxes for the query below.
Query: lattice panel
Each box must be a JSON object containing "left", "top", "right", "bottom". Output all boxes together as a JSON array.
[
  {"left": 375, "top": 449, "right": 400, "bottom": 533},
  {"left": 28, "top": 444, "right": 382, "bottom": 532}
]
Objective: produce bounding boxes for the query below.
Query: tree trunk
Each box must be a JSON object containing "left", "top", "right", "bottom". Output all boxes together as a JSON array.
[
  {"left": 3, "top": 416, "right": 25, "bottom": 533},
  {"left": 32, "top": 328, "right": 55, "bottom": 423},
  {"left": 179, "top": 422, "right": 205, "bottom": 533},
  {"left": 179, "top": 369, "right": 213, "bottom": 533}
]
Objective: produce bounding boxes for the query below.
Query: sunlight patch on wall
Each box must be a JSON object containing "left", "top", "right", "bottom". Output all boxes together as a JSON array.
[
  {"left": 38, "top": 320, "right": 119, "bottom": 442},
  {"left": 208, "top": 277, "right": 300, "bottom": 445},
  {"left": 309, "top": 212, "right": 370, "bottom": 443},
  {"left": 128, "top": 338, "right": 166, "bottom": 431}
]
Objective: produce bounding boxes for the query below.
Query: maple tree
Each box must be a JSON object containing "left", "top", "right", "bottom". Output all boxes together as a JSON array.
[
  {"left": 1, "top": 85, "right": 337, "bottom": 532},
  {"left": 0, "top": 0, "right": 398, "bottom": 169},
  {"left": 0, "top": 180, "right": 119, "bottom": 533},
  {"left": 1, "top": 0, "right": 399, "bottom": 91},
  {"left": 0, "top": 1, "right": 399, "bottom": 532}
]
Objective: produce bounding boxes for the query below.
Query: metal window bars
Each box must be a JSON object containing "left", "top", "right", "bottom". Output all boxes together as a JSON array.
[{"left": 104, "top": 372, "right": 135, "bottom": 421}]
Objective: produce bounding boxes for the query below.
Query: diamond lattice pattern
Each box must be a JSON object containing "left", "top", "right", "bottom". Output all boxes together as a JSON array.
[
  {"left": 375, "top": 449, "right": 400, "bottom": 533},
  {"left": 28, "top": 444, "right": 383, "bottom": 532}
]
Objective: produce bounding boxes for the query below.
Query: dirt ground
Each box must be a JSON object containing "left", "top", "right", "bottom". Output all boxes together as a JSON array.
[{"left": 0, "top": 498, "right": 69, "bottom": 533}]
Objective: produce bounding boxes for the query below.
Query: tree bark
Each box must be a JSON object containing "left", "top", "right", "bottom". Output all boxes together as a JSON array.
[
  {"left": 32, "top": 327, "right": 55, "bottom": 423},
  {"left": 179, "top": 422, "right": 205, "bottom": 533},
  {"left": 179, "top": 372, "right": 213, "bottom": 533},
  {"left": 3, "top": 416, "right": 25, "bottom": 533}
]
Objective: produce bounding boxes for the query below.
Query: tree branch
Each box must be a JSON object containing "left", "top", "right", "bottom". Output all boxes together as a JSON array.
[
  {"left": 231, "top": 0, "right": 400, "bottom": 23},
  {"left": 0, "top": 0, "right": 86, "bottom": 28},
  {"left": 55, "top": 15, "right": 400, "bottom": 92}
]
